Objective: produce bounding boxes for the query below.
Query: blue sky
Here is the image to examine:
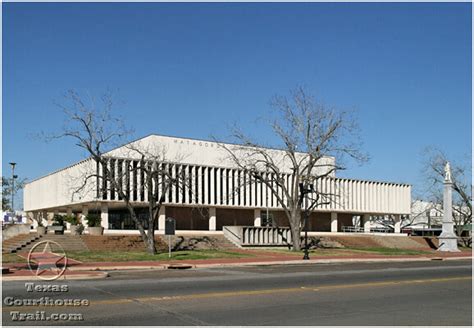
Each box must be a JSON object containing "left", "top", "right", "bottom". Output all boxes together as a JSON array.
[{"left": 3, "top": 3, "right": 471, "bottom": 209}]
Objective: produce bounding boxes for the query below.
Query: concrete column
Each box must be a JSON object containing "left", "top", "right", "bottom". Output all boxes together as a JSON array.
[
  {"left": 65, "top": 207, "right": 73, "bottom": 230},
  {"left": 52, "top": 209, "right": 59, "bottom": 227},
  {"left": 209, "top": 207, "right": 216, "bottom": 231},
  {"left": 81, "top": 205, "right": 89, "bottom": 228},
  {"left": 158, "top": 206, "right": 166, "bottom": 231},
  {"left": 41, "top": 211, "right": 48, "bottom": 225},
  {"left": 28, "top": 212, "right": 36, "bottom": 228},
  {"left": 331, "top": 212, "right": 338, "bottom": 232},
  {"left": 394, "top": 214, "right": 401, "bottom": 234},
  {"left": 100, "top": 204, "right": 109, "bottom": 229},
  {"left": 254, "top": 209, "right": 261, "bottom": 227},
  {"left": 362, "top": 214, "right": 371, "bottom": 233}
]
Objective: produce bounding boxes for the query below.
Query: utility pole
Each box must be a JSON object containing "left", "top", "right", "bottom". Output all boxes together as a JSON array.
[{"left": 9, "top": 162, "right": 17, "bottom": 215}]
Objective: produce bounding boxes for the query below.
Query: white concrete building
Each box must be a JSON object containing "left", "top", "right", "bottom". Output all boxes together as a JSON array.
[
  {"left": 409, "top": 200, "right": 443, "bottom": 228},
  {"left": 24, "top": 134, "right": 411, "bottom": 234}
]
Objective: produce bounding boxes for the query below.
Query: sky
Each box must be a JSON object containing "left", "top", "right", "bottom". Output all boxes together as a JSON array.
[{"left": 3, "top": 2, "right": 472, "bottom": 210}]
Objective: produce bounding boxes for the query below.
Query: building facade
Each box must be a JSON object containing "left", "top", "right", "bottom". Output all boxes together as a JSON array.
[{"left": 24, "top": 134, "right": 411, "bottom": 234}]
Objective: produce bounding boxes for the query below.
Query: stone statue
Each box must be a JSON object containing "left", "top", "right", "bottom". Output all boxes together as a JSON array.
[
  {"left": 444, "top": 162, "right": 452, "bottom": 182},
  {"left": 438, "top": 160, "right": 459, "bottom": 252}
]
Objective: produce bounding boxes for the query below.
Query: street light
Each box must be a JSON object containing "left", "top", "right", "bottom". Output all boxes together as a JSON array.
[
  {"left": 299, "top": 180, "right": 314, "bottom": 260},
  {"left": 9, "top": 162, "right": 17, "bottom": 215}
]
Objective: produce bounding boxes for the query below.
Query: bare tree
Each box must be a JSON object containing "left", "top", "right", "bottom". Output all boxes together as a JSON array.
[
  {"left": 2, "top": 176, "right": 27, "bottom": 211},
  {"left": 371, "top": 199, "right": 438, "bottom": 232},
  {"left": 422, "top": 147, "right": 472, "bottom": 247},
  {"left": 43, "top": 90, "right": 188, "bottom": 254},
  {"left": 424, "top": 148, "right": 472, "bottom": 246},
  {"left": 216, "top": 87, "right": 367, "bottom": 251}
]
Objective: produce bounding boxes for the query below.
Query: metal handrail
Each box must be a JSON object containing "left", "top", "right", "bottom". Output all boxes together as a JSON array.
[
  {"left": 341, "top": 225, "right": 365, "bottom": 233},
  {"left": 222, "top": 226, "right": 241, "bottom": 242}
]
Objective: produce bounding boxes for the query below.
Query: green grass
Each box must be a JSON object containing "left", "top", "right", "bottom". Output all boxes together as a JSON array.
[
  {"left": 2, "top": 253, "right": 27, "bottom": 264},
  {"left": 0, "top": 246, "right": 438, "bottom": 265},
  {"left": 1, "top": 250, "right": 253, "bottom": 264},
  {"left": 63, "top": 250, "right": 254, "bottom": 262}
]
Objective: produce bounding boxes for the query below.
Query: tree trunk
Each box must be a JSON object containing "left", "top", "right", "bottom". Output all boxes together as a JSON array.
[
  {"left": 145, "top": 220, "right": 157, "bottom": 255},
  {"left": 145, "top": 234, "right": 156, "bottom": 255},
  {"left": 124, "top": 203, "right": 157, "bottom": 254},
  {"left": 289, "top": 209, "right": 302, "bottom": 251},
  {"left": 291, "top": 226, "right": 301, "bottom": 251},
  {"left": 136, "top": 224, "right": 155, "bottom": 254}
]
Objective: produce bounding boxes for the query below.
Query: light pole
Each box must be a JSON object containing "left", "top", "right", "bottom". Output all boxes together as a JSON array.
[
  {"left": 299, "top": 180, "right": 314, "bottom": 260},
  {"left": 9, "top": 162, "right": 17, "bottom": 215},
  {"left": 265, "top": 165, "right": 269, "bottom": 227}
]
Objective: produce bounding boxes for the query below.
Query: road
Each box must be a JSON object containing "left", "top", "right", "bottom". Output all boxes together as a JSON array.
[{"left": 2, "top": 259, "right": 472, "bottom": 326}]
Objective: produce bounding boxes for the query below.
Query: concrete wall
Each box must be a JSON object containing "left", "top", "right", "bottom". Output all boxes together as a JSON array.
[
  {"left": 2, "top": 224, "right": 31, "bottom": 240},
  {"left": 106, "top": 134, "right": 336, "bottom": 176},
  {"left": 24, "top": 159, "right": 96, "bottom": 211},
  {"left": 24, "top": 134, "right": 411, "bottom": 217},
  {"left": 92, "top": 158, "right": 411, "bottom": 215}
]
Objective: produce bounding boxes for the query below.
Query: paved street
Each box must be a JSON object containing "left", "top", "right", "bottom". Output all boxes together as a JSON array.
[{"left": 2, "top": 259, "right": 472, "bottom": 326}]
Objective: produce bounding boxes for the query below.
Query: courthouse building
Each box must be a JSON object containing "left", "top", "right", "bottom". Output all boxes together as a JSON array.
[{"left": 24, "top": 134, "right": 411, "bottom": 234}]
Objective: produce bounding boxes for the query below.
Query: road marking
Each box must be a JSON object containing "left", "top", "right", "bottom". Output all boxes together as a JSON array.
[
  {"left": 2, "top": 276, "right": 471, "bottom": 311},
  {"left": 90, "top": 276, "right": 473, "bottom": 304}
]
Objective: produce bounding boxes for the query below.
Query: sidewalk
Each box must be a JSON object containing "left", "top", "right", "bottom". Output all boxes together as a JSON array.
[
  {"left": 3, "top": 249, "right": 471, "bottom": 281},
  {"left": 70, "top": 249, "right": 473, "bottom": 270}
]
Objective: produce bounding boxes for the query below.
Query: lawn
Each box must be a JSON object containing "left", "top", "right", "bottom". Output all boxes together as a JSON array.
[
  {"left": 62, "top": 250, "right": 254, "bottom": 262},
  {"left": 0, "top": 246, "right": 437, "bottom": 265},
  {"left": 2, "top": 253, "right": 28, "bottom": 264},
  {"left": 2, "top": 249, "right": 253, "bottom": 264}
]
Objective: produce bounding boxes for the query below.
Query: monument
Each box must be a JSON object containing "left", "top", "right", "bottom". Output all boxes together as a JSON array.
[{"left": 437, "top": 162, "right": 460, "bottom": 252}]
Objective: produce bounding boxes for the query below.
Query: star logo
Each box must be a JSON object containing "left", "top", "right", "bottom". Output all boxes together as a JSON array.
[{"left": 27, "top": 240, "right": 68, "bottom": 281}]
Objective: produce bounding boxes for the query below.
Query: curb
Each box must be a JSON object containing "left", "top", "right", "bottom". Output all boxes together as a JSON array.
[
  {"left": 191, "top": 256, "right": 472, "bottom": 269},
  {"left": 58, "top": 256, "right": 473, "bottom": 272},
  {"left": 69, "top": 265, "right": 167, "bottom": 271},
  {"left": 2, "top": 271, "right": 109, "bottom": 281},
  {"left": 191, "top": 257, "right": 430, "bottom": 268},
  {"left": 442, "top": 256, "right": 473, "bottom": 261}
]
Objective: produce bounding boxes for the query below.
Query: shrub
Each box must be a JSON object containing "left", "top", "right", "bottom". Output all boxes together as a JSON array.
[
  {"left": 85, "top": 214, "right": 102, "bottom": 227},
  {"left": 64, "top": 215, "right": 80, "bottom": 225},
  {"left": 52, "top": 214, "right": 65, "bottom": 227}
]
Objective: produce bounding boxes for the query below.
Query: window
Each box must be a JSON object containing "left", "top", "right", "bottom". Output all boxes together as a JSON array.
[{"left": 261, "top": 212, "right": 274, "bottom": 227}]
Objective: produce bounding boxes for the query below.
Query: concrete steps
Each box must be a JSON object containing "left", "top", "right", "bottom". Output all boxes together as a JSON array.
[
  {"left": 2, "top": 233, "right": 42, "bottom": 254},
  {"left": 23, "top": 234, "right": 89, "bottom": 252},
  {"left": 210, "top": 235, "right": 241, "bottom": 250}
]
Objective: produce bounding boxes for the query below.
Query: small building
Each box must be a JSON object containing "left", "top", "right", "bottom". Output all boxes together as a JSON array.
[{"left": 23, "top": 134, "right": 411, "bottom": 234}]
